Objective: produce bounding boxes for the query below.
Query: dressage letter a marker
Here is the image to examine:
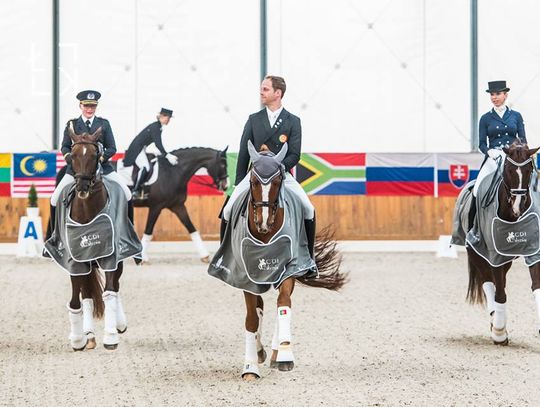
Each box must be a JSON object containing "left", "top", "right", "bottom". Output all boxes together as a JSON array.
[{"left": 24, "top": 221, "right": 38, "bottom": 240}]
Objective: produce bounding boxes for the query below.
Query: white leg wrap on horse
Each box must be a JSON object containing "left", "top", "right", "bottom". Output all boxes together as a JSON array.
[
  {"left": 277, "top": 306, "right": 292, "bottom": 344},
  {"left": 67, "top": 304, "right": 87, "bottom": 350},
  {"left": 141, "top": 234, "right": 152, "bottom": 261},
  {"left": 116, "top": 292, "right": 127, "bottom": 332},
  {"left": 103, "top": 291, "right": 119, "bottom": 345},
  {"left": 81, "top": 298, "right": 95, "bottom": 338},
  {"left": 533, "top": 289, "right": 540, "bottom": 325},
  {"left": 271, "top": 316, "right": 279, "bottom": 351},
  {"left": 256, "top": 307, "right": 264, "bottom": 351},
  {"left": 190, "top": 231, "right": 209, "bottom": 259},
  {"left": 492, "top": 302, "right": 507, "bottom": 329},
  {"left": 242, "top": 331, "right": 260, "bottom": 377},
  {"left": 482, "top": 282, "right": 496, "bottom": 315}
]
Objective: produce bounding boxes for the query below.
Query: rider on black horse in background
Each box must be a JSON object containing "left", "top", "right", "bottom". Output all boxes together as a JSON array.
[
  {"left": 124, "top": 108, "right": 179, "bottom": 200},
  {"left": 221, "top": 75, "right": 316, "bottom": 260}
]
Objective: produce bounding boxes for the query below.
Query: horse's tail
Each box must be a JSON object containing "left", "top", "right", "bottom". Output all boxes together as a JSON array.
[
  {"left": 297, "top": 226, "right": 348, "bottom": 291},
  {"left": 466, "top": 248, "right": 486, "bottom": 306},
  {"left": 88, "top": 264, "right": 105, "bottom": 319}
]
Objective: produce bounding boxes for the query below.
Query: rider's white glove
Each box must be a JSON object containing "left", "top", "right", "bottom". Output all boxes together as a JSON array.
[
  {"left": 166, "top": 153, "right": 178, "bottom": 165},
  {"left": 487, "top": 149, "right": 502, "bottom": 159}
]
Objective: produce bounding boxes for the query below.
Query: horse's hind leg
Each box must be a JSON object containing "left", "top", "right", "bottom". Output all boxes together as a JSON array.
[
  {"left": 528, "top": 263, "right": 540, "bottom": 334},
  {"left": 102, "top": 271, "right": 120, "bottom": 350},
  {"left": 67, "top": 275, "right": 87, "bottom": 351},
  {"left": 492, "top": 265, "right": 511, "bottom": 345},
  {"left": 169, "top": 203, "right": 210, "bottom": 262},
  {"left": 275, "top": 278, "right": 295, "bottom": 372},
  {"left": 241, "top": 291, "right": 262, "bottom": 381},
  {"left": 141, "top": 207, "right": 163, "bottom": 262}
]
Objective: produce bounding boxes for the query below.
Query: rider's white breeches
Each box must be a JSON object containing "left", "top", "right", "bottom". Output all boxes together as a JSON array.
[
  {"left": 223, "top": 173, "right": 314, "bottom": 221},
  {"left": 135, "top": 149, "right": 150, "bottom": 171},
  {"left": 473, "top": 150, "right": 506, "bottom": 197},
  {"left": 50, "top": 171, "right": 131, "bottom": 207}
]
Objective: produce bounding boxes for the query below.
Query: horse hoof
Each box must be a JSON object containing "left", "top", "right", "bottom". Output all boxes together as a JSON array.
[
  {"left": 104, "top": 343, "right": 118, "bottom": 350},
  {"left": 269, "top": 360, "right": 278, "bottom": 369},
  {"left": 242, "top": 373, "right": 259, "bottom": 381},
  {"left": 258, "top": 348, "right": 267, "bottom": 364},
  {"left": 86, "top": 337, "right": 96, "bottom": 350},
  {"left": 72, "top": 342, "right": 87, "bottom": 352},
  {"left": 493, "top": 338, "right": 509, "bottom": 346},
  {"left": 200, "top": 256, "right": 210, "bottom": 263},
  {"left": 277, "top": 361, "right": 294, "bottom": 371},
  {"left": 117, "top": 326, "right": 127, "bottom": 334}
]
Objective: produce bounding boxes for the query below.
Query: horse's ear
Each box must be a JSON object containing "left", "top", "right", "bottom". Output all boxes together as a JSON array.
[
  {"left": 247, "top": 140, "right": 260, "bottom": 162},
  {"left": 528, "top": 147, "right": 540, "bottom": 156},
  {"left": 68, "top": 121, "right": 81, "bottom": 142},
  {"left": 89, "top": 126, "right": 102, "bottom": 142},
  {"left": 222, "top": 145, "right": 228, "bottom": 154},
  {"left": 274, "top": 142, "right": 288, "bottom": 163}
]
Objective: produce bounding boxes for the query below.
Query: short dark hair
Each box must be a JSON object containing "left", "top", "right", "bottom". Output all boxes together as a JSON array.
[{"left": 265, "top": 75, "right": 286, "bottom": 98}]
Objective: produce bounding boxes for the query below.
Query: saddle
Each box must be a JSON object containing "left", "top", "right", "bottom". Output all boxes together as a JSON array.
[{"left": 117, "top": 154, "right": 160, "bottom": 192}]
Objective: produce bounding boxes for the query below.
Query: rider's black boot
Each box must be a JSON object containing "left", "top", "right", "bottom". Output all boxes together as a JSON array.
[
  {"left": 132, "top": 168, "right": 148, "bottom": 200},
  {"left": 127, "top": 200, "right": 134, "bottom": 224},
  {"left": 304, "top": 215, "right": 316, "bottom": 260},
  {"left": 45, "top": 205, "right": 56, "bottom": 241},
  {"left": 468, "top": 196, "right": 477, "bottom": 232}
]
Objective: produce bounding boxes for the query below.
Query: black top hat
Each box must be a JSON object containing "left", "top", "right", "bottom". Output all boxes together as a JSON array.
[
  {"left": 486, "top": 81, "right": 510, "bottom": 93},
  {"left": 76, "top": 90, "right": 101, "bottom": 105},
  {"left": 160, "top": 108, "right": 173, "bottom": 117}
]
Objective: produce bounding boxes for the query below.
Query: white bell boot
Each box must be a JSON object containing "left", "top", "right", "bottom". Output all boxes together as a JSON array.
[
  {"left": 141, "top": 234, "right": 152, "bottom": 262},
  {"left": 67, "top": 304, "right": 87, "bottom": 351},
  {"left": 82, "top": 298, "right": 96, "bottom": 349},
  {"left": 103, "top": 291, "right": 119, "bottom": 349},
  {"left": 241, "top": 331, "right": 261, "bottom": 379},
  {"left": 116, "top": 292, "right": 127, "bottom": 334}
]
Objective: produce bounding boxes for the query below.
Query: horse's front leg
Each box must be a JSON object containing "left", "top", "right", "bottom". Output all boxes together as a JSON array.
[
  {"left": 492, "top": 265, "right": 511, "bottom": 345},
  {"left": 169, "top": 203, "right": 209, "bottom": 263},
  {"left": 102, "top": 269, "right": 120, "bottom": 350},
  {"left": 528, "top": 263, "right": 540, "bottom": 334},
  {"left": 113, "top": 262, "right": 127, "bottom": 334},
  {"left": 272, "top": 278, "right": 295, "bottom": 371},
  {"left": 242, "top": 291, "right": 262, "bottom": 381},
  {"left": 67, "top": 275, "right": 87, "bottom": 351},
  {"left": 140, "top": 206, "right": 163, "bottom": 262}
]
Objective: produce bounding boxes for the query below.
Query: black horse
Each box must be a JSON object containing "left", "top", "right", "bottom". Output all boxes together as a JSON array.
[{"left": 50, "top": 147, "right": 229, "bottom": 262}]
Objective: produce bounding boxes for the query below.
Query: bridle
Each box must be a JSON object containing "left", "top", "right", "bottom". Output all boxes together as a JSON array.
[
  {"left": 501, "top": 155, "right": 534, "bottom": 199},
  {"left": 250, "top": 167, "right": 284, "bottom": 228},
  {"left": 72, "top": 141, "right": 102, "bottom": 194}
]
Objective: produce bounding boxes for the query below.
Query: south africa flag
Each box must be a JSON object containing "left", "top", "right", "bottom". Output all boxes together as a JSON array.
[{"left": 295, "top": 153, "right": 366, "bottom": 195}]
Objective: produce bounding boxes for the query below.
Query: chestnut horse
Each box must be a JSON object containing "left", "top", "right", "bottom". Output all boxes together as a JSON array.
[
  {"left": 466, "top": 141, "right": 540, "bottom": 345},
  {"left": 239, "top": 142, "right": 347, "bottom": 380}
]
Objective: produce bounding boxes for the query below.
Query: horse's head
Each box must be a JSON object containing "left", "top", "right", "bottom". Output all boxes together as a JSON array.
[
  {"left": 502, "top": 141, "right": 539, "bottom": 217},
  {"left": 68, "top": 122, "right": 103, "bottom": 199},
  {"left": 205, "top": 146, "right": 229, "bottom": 192},
  {"left": 248, "top": 140, "right": 287, "bottom": 235}
]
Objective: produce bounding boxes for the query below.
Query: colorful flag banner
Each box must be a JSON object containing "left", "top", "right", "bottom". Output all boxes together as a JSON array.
[
  {"left": 12, "top": 153, "right": 57, "bottom": 197},
  {"left": 296, "top": 153, "right": 366, "bottom": 195},
  {"left": 0, "top": 153, "right": 11, "bottom": 197},
  {"left": 436, "top": 153, "right": 483, "bottom": 197},
  {"left": 366, "top": 153, "right": 435, "bottom": 196}
]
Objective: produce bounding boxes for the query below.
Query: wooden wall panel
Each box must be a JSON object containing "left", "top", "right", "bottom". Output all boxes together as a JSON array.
[{"left": 0, "top": 196, "right": 459, "bottom": 242}]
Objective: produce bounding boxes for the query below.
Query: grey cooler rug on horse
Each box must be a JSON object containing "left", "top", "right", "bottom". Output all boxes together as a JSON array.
[
  {"left": 44, "top": 178, "right": 142, "bottom": 275},
  {"left": 208, "top": 188, "right": 317, "bottom": 295},
  {"left": 452, "top": 170, "right": 540, "bottom": 267}
]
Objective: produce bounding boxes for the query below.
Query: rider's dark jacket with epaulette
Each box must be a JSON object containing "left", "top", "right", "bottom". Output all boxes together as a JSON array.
[
  {"left": 235, "top": 108, "right": 301, "bottom": 185},
  {"left": 478, "top": 108, "right": 526, "bottom": 155},
  {"left": 123, "top": 121, "right": 167, "bottom": 166},
  {"left": 61, "top": 116, "right": 117, "bottom": 175}
]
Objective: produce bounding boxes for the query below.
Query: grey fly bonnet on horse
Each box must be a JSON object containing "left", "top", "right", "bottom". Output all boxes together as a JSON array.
[{"left": 247, "top": 140, "right": 288, "bottom": 183}]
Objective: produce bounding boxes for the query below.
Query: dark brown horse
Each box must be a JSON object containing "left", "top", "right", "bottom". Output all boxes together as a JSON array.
[
  {"left": 467, "top": 141, "right": 540, "bottom": 345},
  {"left": 64, "top": 125, "right": 127, "bottom": 351},
  {"left": 240, "top": 142, "right": 347, "bottom": 381}
]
